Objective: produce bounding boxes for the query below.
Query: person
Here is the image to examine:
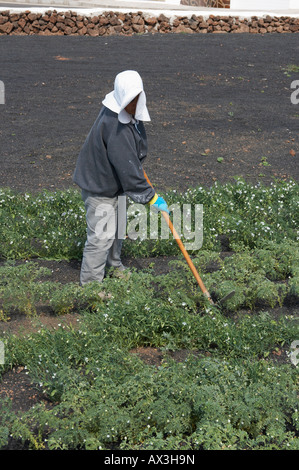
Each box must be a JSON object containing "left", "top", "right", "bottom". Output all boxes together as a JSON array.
[{"left": 73, "top": 70, "right": 169, "bottom": 286}]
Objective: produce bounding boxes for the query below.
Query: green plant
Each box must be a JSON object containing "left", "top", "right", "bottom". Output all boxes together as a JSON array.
[
  {"left": 260, "top": 156, "right": 271, "bottom": 167},
  {"left": 0, "top": 262, "right": 56, "bottom": 318},
  {"left": 0, "top": 188, "right": 85, "bottom": 260},
  {"left": 1, "top": 337, "right": 298, "bottom": 450},
  {"left": 282, "top": 64, "right": 299, "bottom": 76},
  {"left": 0, "top": 179, "right": 299, "bottom": 451},
  {"left": 0, "top": 179, "right": 298, "bottom": 259}
]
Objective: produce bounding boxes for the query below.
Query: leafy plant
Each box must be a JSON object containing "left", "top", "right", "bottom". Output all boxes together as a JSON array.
[
  {"left": 0, "top": 180, "right": 299, "bottom": 451},
  {"left": 0, "top": 262, "right": 56, "bottom": 318},
  {"left": 0, "top": 179, "right": 298, "bottom": 259},
  {"left": 1, "top": 337, "right": 298, "bottom": 450},
  {"left": 282, "top": 64, "right": 299, "bottom": 76}
]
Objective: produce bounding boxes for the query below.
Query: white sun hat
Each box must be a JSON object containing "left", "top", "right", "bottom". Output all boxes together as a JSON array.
[{"left": 102, "top": 70, "right": 151, "bottom": 124}]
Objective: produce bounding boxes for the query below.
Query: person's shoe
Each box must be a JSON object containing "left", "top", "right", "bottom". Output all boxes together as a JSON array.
[{"left": 109, "top": 265, "right": 132, "bottom": 280}]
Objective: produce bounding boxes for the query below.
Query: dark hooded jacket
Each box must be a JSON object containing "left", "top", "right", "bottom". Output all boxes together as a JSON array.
[{"left": 73, "top": 106, "right": 155, "bottom": 204}]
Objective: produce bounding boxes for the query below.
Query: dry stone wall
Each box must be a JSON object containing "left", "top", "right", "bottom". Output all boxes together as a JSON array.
[{"left": 0, "top": 10, "right": 298, "bottom": 36}]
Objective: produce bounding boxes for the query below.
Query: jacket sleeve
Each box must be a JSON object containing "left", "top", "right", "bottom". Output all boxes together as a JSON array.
[{"left": 105, "top": 122, "right": 155, "bottom": 204}]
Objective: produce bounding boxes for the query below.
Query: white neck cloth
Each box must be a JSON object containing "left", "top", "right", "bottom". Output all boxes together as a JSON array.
[{"left": 102, "top": 70, "right": 151, "bottom": 124}]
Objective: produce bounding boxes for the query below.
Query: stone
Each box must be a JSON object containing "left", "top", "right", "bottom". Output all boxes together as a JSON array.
[
  {"left": 236, "top": 23, "right": 250, "bottom": 33},
  {"left": 56, "top": 22, "right": 65, "bottom": 30},
  {"left": 78, "top": 26, "right": 87, "bottom": 35},
  {"left": 88, "top": 27, "right": 99, "bottom": 36},
  {"left": 65, "top": 18, "right": 75, "bottom": 27},
  {"left": 10, "top": 13, "right": 20, "bottom": 22},
  {"left": 99, "top": 16, "right": 109, "bottom": 26},
  {"left": 174, "top": 24, "right": 193, "bottom": 34},
  {"left": 132, "top": 23, "right": 145, "bottom": 33},
  {"left": 113, "top": 25, "right": 122, "bottom": 33},
  {"left": 27, "top": 13, "right": 37, "bottom": 22},
  {"left": 38, "top": 29, "right": 51, "bottom": 35},
  {"left": 157, "top": 14, "right": 169, "bottom": 23},
  {"left": 49, "top": 14, "right": 57, "bottom": 24},
  {"left": 145, "top": 16, "right": 157, "bottom": 26},
  {"left": 0, "top": 21, "right": 13, "bottom": 33},
  {"left": 98, "top": 26, "right": 107, "bottom": 35},
  {"left": 64, "top": 26, "right": 72, "bottom": 35},
  {"left": 0, "top": 16, "right": 9, "bottom": 25},
  {"left": 110, "top": 15, "right": 121, "bottom": 25},
  {"left": 18, "top": 18, "right": 26, "bottom": 29},
  {"left": 189, "top": 19, "right": 198, "bottom": 30}
]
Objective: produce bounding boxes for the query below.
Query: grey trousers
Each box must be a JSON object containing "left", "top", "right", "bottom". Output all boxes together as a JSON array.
[{"left": 80, "top": 190, "right": 126, "bottom": 285}]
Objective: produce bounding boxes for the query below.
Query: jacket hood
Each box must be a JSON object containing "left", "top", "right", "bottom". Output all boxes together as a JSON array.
[{"left": 102, "top": 70, "right": 151, "bottom": 124}]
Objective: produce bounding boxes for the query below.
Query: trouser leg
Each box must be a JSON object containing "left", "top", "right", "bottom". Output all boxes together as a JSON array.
[
  {"left": 106, "top": 194, "right": 127, "bottom": 270},
  {"left": 80, "top": 192, "right": 124, "bottom": 286}
]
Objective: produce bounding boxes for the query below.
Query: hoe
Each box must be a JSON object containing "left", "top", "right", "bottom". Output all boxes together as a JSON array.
[{"left": 144, "top": 171, "right": 235, "bottom": 306}]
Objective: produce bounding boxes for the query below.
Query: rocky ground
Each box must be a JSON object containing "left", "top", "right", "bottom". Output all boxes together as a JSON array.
[{"left": 0, "top": 33, "right": 298, "bottom": 194}]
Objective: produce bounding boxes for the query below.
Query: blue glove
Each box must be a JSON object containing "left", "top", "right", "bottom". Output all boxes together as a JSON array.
[{"left": 150, "top": 195, "right": 169, "bottom": 214}]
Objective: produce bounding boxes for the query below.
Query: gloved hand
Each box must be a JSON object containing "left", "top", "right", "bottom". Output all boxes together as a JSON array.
[{"left": 149, "top": 194, "right": 169, "bottom": 214}]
